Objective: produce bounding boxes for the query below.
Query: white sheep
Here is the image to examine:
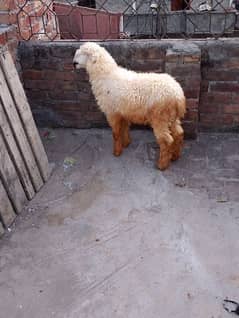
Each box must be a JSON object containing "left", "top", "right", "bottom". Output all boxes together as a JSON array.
[{"left": 73, "top": 42, "right": 186, "bottom": 170}]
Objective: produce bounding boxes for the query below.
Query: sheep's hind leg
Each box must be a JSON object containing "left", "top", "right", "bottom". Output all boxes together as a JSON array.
[
  {"left": 121, "top": 119, "right": 131, "bottom": 148},
  {"left": 107, "top": 113, "right": 124, "bottom": 156},
  {"left": 152, "top": 121, "right": 174, "bottom": 170},
  {"left": 170, "top": 119, "right": 184, "bottom": 161}
]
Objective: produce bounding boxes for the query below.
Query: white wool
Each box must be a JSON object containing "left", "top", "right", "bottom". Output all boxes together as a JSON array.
[{"left": 73, "top": 42, "right": 186, "bottom": 124}]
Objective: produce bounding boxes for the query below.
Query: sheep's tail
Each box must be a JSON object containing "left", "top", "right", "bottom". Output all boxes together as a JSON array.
[{"left": 177, "top": 96, "right": 186, "bottom": 119}]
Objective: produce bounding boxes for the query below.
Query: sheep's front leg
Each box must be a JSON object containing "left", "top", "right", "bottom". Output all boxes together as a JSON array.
[{"left": 107, "top": 113, "right": 124, "bottom": 156}]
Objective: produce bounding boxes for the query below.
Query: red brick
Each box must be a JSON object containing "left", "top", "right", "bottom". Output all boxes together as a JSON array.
[
  {"left": 200, "top": 103, "right": 219, "bottom": 114},
  {"left": 23, "top": 70, "right": 43, "bottom": 80},
  {"left": 200, "top": 114, "right": 221, "bottom": 125},
  {"left": 184, "top": 89, "right": 200, "bottom": 99},
  {"left": 203, "top": 70, "right": 239, "bottom": 81},
  {"left": 186, "top": 98, "right": 199, "bottom": 110},
  {"left": 54, "top": 81, "right": 77, "bottom": 91},
  {"left": 32, "top": 22, "right": 42, "bottom": 34},
  {"left": 185, "top": 78, "right": 201, "bottom": 88},
  {"left": 0, "top": 32, "right": 7, "bottom": 45},
  {"left": 52, "top": 102, "right": 89, "bottom": 112},
  {"left": 185, "top": 110, "right": 198, "bottom": 121},
  {"left": 183, "top": 55, "right": 200, "bottom": 63},
  {"left": 231, "top": 94, "right": 239, "bottom": 104},
  {"left": 166, "top": 64, "right": 200, "bottom": 76},
  {"left": 134, "top": 47, "right": 165, "bottom": 60},
  {"left": 85, "top": 111, "right": 106, "bottom": 122},
  {"left": 219, "top": 58, "right": 239, "bottom": 70},
  {"left": 6, "top": 27, "right": 17, "bottom": 41},
  {"left": 0, "top": 12, "right": 10, "bottom": 24},
  {"left": 200, "top": 92, "right": 232, "bottom": 104},
  {"left": 48, "top": 90, "right": 78, "bottom": 100},
  {"left": 0, "top": 0, "right": 15, "bottom": 10},
  {"left": 221, "top": 114, "right": 234, "bottom": 125},
  {"left": 233, "top": 115, "right": 239, "bottom": 123},
  {"left": 210, "top": 82, "right": 239, "bottom": 92},
  {"left": 43, "top": 70, "right": 76, "bottom": 81},
  {"left": 19, "top": 29, "right": 31, "bottom": 41},
  {"left": 24, "top": 80, "right": 54, "bottom": 90},
  {"left": 26, "top": 90, "right": 48, "bottom": 100},
  {"left": 223, "top": 104, "right": 239, "bottom": 114}
]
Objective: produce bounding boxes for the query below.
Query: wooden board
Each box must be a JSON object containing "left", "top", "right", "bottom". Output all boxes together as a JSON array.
[
  {"left": 0, "top": 132, "right": 27, "bottom": 214},
  {"left": 0, "top": 222, "right": 4, "bottom": 236},
  {"left": 0, "top": 51, "right": 50, "bottom": 182},
  {"left": 0, "top": 65, "right": 44, "bottom": 192},
  {"left": 0, "top": 48, "right": 50, "bottom": 236},
  {"left": 0, "top": 100, "right": 35, "bottom": 200},
  {"left": 0, "top": 177, "right": 16, "bottom": 227}
]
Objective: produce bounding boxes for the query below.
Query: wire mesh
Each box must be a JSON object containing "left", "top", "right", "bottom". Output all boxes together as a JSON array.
[{"left": 15, "top": 0, "right": 239, "bottom": 40}]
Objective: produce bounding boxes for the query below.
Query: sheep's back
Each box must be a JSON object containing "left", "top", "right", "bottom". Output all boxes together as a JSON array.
[{"left": 90, "top": 69, "right": 185, "bottom": 116}]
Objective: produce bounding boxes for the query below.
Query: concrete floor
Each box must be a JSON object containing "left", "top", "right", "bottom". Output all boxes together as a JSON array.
[{"left": 0, "top": 129, "right": 239, "bottom": 318}]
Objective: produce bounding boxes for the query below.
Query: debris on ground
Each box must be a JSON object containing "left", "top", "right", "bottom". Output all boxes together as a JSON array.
[
  {"left": 223, "top": 299, "right": 239, "bottom": 315},
  {"left": 175, "top": 178, "right": 186, "bottom": 188},
  {"left": 63, "top": 181, "right": 73, "bottom": 190},
  {"left": 187, "top": 292, "right": 194, "bottom": 300},
  {"left": 63, "top": 157, "right": 77, "bottom": 170},
  {"left": 217, "top": 195, "right": 229, "bottom": 203},
  {"left": 42, "top": 129, "right": 56, "bottom": 140}
]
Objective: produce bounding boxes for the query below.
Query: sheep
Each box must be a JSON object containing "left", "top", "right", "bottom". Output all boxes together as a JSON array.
[{"left": 73, "top": 42, "right": 186, "bottom": 170}]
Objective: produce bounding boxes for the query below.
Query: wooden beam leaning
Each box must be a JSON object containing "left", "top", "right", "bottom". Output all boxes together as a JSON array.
[
  {"left": 0, "top": 132, "right": 27, "bottom": 214},
  {"left": 0, "top": 99, "right": 35, "bottom": 200},
  {"left": 0, "top": 51, "right": 50, "bottom": 182},
  {"left": 0, "top": 65, "right": 44, "bottom": 192},
  {"left": 0, "top": 222, "right": 4, "bottom": 236},
  {"left": 0, "top": 177, "right": 16, "bottom": 227}
]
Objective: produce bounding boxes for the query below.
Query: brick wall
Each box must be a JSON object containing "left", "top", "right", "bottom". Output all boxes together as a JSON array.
[
  {"left": 199, "top": 39, "right": 239, "bottom": 132},
  {"left": 19, "top": 40, "right": 201, "bottom": 138},
  {"left": 18, "top": 38, "right": 239, "bottom": 137}
]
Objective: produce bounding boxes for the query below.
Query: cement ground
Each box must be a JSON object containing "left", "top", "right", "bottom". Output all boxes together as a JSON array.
[{"left": 0, "top": 129, "right": 239, "bottom": 318}]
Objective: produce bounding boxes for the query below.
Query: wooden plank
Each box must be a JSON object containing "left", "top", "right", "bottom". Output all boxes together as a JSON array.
[
  {"left": 0, "top": 100, "right": 35, "bottom": 200},
  {"left": 0, "top": 222, "right": 4, "bottom": 236},
  {"left": 0, "top": 177, "right": 16, "bottom": 227},
  {"left": 0, "top": 65, "right": 44, "bottom": 192},
  {"left": 0, "top": 132, "right": 27, "bottom": 214},
  {"left": 0, "top": 51, "right": 50, "bottom": 182}
]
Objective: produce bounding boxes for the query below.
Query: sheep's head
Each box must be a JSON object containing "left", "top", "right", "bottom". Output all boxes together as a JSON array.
[
  {"left": 73, "top": 42, "right": 102, "bottom": 69},
  {"left": 73, "top": 42, "right": 117, "bottom": 74}
]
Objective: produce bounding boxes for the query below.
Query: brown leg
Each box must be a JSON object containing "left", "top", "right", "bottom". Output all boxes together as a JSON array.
[
  {"left": 107, "top": 113, "right": 124, "bottom": 156},
  {"left": 152, "top": 121, "right": 174, "bottom": 170},
  {"left": 170, "top": 119, "right": 184, "bottom": 161},
  {"left": 121, "top": 119, "right": 131, "bottom": 148}
]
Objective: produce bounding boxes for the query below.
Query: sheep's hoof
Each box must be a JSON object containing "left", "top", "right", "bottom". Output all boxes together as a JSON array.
[
  {"left": 157, "top": 160, "right": 170, "bottom": 171},
  {"left": 113, "top": 150, "right": 122, "bottom": 157},
  {"left": 123, "top": 139, "right": 131, "bottom": 148}
]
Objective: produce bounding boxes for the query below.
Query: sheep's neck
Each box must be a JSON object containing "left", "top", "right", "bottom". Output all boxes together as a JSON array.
[{"left": 86, "top": 59, "right": 117, "bottom": 81}]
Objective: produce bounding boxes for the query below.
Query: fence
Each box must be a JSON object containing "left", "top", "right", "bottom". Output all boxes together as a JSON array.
[{"left": 15, "top": 0, "right": 239, "bottom": 40}]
